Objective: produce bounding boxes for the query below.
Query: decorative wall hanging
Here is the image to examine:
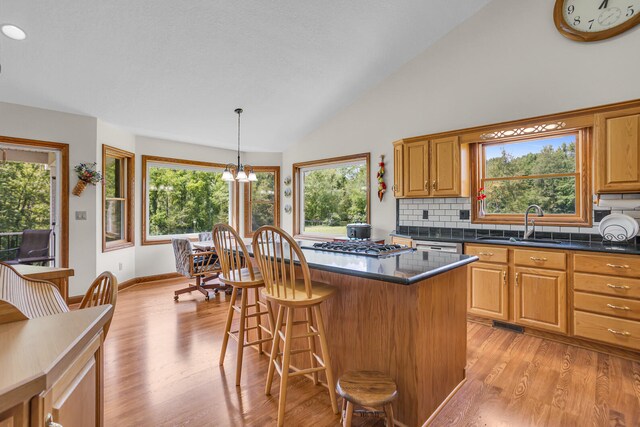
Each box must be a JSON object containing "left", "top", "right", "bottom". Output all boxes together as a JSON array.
[
  {"left": 283, "top": 176, "right": 291, "bottom": 186},
  {"left": 376, "top": 154, "right": 386, "bottom": 202},
  {"left": 284, "top": 188, "right": 292, "bottom": 198},
  {"left": 284, "top": 204, "right": 292, "bottom": 214},
  {"left": 72, "top": 162, "right": 102, "bottom": 196}
]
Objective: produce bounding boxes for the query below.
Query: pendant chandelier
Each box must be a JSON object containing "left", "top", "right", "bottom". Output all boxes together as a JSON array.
[{"left": 222, "top": 108, "right": 257, "bottom": 183}]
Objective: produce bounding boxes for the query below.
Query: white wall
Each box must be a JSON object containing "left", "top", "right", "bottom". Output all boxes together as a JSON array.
[
  {"left": 0, "top": 102, "right": 98, "bottom": 295},
  {"left": 281, "top": 0, "right": 640, "bottom": 238}
]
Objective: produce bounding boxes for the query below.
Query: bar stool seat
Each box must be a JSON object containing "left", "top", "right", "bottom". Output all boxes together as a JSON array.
[
  {"left": 260, "top": 279, "right": 336, "bottom": 307},
  {"left": 336, "top": 371, "right": 397, "bottom": 427},
  {"left": 220, "top": 268, "right": 264, "bottom": 288}
]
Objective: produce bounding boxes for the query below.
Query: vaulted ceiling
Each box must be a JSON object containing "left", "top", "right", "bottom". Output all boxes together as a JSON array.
[{"left": 0, "top": 0, "right": 490, "bottom": 151}]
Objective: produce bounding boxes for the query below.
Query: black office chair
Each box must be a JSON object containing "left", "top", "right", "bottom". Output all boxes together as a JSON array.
[{"left": 0, "top": 229, "right": 54, "bottom": 265}]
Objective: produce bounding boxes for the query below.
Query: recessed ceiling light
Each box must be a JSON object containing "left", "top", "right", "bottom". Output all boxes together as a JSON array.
[{"left": 1, "top": 24, "right": 27, "bottom": 41}]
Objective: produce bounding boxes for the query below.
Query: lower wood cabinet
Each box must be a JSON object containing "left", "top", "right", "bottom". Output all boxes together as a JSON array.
[
  {"left": 468, "top": 262, "right": 508, "bottom": 321},
  {"left": 514, "top": 267, "right": 567, "bottom": 334}
]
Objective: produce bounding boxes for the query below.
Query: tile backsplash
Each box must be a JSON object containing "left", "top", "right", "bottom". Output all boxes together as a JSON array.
[{"left": 397, "top": 194, "right": 640, "bottom": 234}]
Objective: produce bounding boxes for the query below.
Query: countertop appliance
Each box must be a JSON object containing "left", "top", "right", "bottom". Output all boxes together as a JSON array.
[
  {"left": 412, "top": 240, "right": 462, "bottom": 254},
  {"left": 346, "top": 223, "right": 372, "bottom": 240},
  {"left": 302, "top": 241, "right": 413, "bottom": 257}
]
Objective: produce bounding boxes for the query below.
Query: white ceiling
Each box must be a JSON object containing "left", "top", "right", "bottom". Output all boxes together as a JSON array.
[{"left": 0, "top": 0, "right": 490, "bottom": 152}]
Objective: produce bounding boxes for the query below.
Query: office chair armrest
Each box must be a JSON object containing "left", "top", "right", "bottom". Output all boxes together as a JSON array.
[{"left": 190, "top": 250, "right": 220, "bottom": 276}]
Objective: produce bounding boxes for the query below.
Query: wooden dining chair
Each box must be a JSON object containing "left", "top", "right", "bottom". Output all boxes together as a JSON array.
[
  {"left": 80, "top": 271, "right": 118, "bottom": 337},
  {"left": 213, "top": 223, "right": 275, "bottom": 386},
  {"left": 252, "top": 226, "right": 339, "bottom": 427}
]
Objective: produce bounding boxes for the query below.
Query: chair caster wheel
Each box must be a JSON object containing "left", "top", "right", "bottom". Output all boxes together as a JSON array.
[
  {"left": 225, "top": 288, "right": 233, "bottom": 295},
  {"left": 174, "top": 295, "right": 179, "bottom": 301},
  {"left": 205, "top": 295, "right": 210, "bottom": 301}
]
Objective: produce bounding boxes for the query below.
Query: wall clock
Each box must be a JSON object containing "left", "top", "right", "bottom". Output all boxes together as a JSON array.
[{"left": 554, "top": 0, "right": 640, "bottom": 42}]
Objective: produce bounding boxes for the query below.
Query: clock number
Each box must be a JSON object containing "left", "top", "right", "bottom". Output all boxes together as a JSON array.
[
  {"left": 573, "top": 16, "right": 581, "bottom": 26},
  {"left": 627, "top": 5, "right": 635, "bottom": 17},
  {"left": 599, "top": 0, "right": 609, "bottom": 9},
  {"left": 589, "top": 19, "right": 595, "bottom": 29},
  {"left": 567, "top": 5, "right": 575, "bottom": 14}
]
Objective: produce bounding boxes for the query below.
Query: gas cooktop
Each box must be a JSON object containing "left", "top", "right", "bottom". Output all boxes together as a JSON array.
[{"left": 301, "top": 241, "right": 414, "bottom": 257}]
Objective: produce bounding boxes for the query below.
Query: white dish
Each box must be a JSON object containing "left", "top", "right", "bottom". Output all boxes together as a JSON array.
[{"left": 598, "top": 213, "right": 639, "bottom": 241}]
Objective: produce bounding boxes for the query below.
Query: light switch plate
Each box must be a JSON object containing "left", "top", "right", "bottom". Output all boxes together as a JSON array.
[{"left": 75, "top": 211, "right": 87, "bottom": 220}]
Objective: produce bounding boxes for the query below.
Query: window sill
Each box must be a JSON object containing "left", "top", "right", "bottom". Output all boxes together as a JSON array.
[{"left": 103, "top": 241, "right": 134, "bottom": 252}]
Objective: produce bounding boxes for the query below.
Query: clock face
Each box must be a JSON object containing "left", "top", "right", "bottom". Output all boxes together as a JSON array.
[{"left": 562, "top": 0, "right": 640, "bottom": 33}]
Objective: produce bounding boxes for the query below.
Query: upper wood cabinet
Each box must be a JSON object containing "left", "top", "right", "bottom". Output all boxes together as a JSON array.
[
  {"left": 595, "top": 107, "right": 640, "bottom": 193},
  {"left": 393, "top": 136, "right": 468, "bottom": 198},
  {"left": 392, "top": 141, "right": 404, "bottom": 197},
  {"left": 403, "top": 139, "right": 430, "bottom": 197}
]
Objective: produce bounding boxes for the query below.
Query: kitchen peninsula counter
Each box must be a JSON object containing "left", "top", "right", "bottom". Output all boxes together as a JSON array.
[{"left": 242, "top": 240, "right": 478, "bottom": 426}]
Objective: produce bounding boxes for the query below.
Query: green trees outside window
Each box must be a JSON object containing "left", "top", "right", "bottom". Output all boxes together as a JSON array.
[
  {"left": 301, "top": 162, "right": 367, "bottom": 236},
  {"left": 147, "top": 166, "right": 230, "bottom": 236},
  {"left": 482, "top": 134, "right": 578, "bottom": 215}
]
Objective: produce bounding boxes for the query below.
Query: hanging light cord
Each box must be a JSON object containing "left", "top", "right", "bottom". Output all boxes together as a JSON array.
[{"left": 236, "top": 108, "right": 242, "bottom": 170}]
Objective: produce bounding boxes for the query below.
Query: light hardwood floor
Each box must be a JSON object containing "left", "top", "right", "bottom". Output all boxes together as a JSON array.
[{"left": 103, "top": 277, "right": 640, "bottom": 426}]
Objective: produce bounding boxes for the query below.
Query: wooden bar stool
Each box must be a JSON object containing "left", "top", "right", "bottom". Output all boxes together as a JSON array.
[
  {"left": 336, "top": 371, "right": 398, "bottom": 427},
  {"left": 213, "top": 223, "right": 275, "bottom": 387},
  {"left": 252, "top": 226, "right": 339, "bottom": 427}
]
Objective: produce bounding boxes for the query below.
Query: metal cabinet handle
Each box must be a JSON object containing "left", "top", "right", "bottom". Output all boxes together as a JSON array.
[
  {"left": 607, "top": 263, "right": 630, "bottom": 269},
  {"left": 46, "top": 414, "right": 63, "bottom": 427},
  {"left": 432, "top": 180, "right": 437, "bottom": 190},
  {"left": 392, "top": 184, "right": 396, "bottom": 192},
  {"left": 607, "top": 284, "right": 631, "bottom": 290},
  {"left": 478, "top": 252, "right": 494, "bottom": 256},
  {"left": 424, "top": 180, "right": 429, "bottom": 190},
  {"left": 502, "top": 271, "right": 506, "bottom": 286},
  {"left": 607, "top": 328, "right": 631, "bottom": 337},
  {"left": 515, "top": 272, "right": 519, "bottom": 287},
  {"left": 530, "top": 257, "right": 548, "bottom": 262},
  {"left": 607, "top": 303, "right": 631, "bottom": 311}
]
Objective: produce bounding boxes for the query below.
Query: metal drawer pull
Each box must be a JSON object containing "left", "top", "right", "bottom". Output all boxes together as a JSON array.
[
  {"left": 515, "top": 272, "right": 519, "bottom": 286},
  {"left": 607, "top": 284, "right": 631, "bottom": 290},
  {"left": 530, "top": 257, "right": 547, "bottom": 262},
  {"left": 607, "top": 303, "right": 631, "bottom": 311},
  {"left": 607, "top": 263, "right": 630, "bottom": 269},
  {"left": 46, "top": 414, "right": 63, "bottom": 427},
  {"left": 478, "top": 252, "right": 494, "bottom": 256},
  {"left": 432, "top": 180, "right": 437, "bottom": 190},
  {"left": 607, "top": 328, "right": 631, "bottom": 337},
  {"left": 502, "top": 271, "right": 506, "bottom": 286}
]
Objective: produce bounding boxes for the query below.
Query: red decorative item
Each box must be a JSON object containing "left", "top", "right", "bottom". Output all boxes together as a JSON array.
[
  {"left": 377, "top": 155, "right": 386, "bottom": 202},
  {"left": 477, "top": 187, "right": 486, "bottom": 217}
]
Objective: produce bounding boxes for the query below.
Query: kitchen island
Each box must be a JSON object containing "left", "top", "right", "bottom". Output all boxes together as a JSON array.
[{"left": 243, "top": 240, "right": 478, "bottom": 426}]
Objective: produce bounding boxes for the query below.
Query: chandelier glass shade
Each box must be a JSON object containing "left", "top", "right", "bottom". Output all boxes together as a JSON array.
[{"left": 222, "top": 108, "right": 257, "bottom": 183}]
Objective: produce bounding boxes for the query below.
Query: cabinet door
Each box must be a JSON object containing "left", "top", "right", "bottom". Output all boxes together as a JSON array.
[
  {"left": 393, "top": 142, "right": 404, "bottom": 197},
  {"left": 514, "top": 267, "right": 567, "bottom": 334},
  {"left": 403, "top": 139, "right": 430, "bottom": 197},
  {"left": 430, "top": 136, "right": 460, "bottom": 196},
  {"left": 595, "top": 107, "right": 640, "bottom": 193},
  {"left": 468, "top": 262, "right": 508, "bottom": 320}
]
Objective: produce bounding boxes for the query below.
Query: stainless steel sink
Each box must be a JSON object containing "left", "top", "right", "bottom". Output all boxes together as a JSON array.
[{"left": 476, "top": 236, "right": 564, "bottom": 245}]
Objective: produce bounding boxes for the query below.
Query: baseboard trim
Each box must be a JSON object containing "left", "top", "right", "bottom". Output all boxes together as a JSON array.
[{"left": 68, "top": 272, "right": 182, "bottom": 304}]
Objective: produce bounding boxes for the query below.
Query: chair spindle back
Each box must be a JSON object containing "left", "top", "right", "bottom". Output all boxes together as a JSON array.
[
  {"left": 252, "top": 226, "right": 312, "bottom": 300},
  {"left": 212, "top": 224, "right": 255, "bottom": 283},
  {"left": 80, "top": 271, "right": 117, "bottom": 309}
]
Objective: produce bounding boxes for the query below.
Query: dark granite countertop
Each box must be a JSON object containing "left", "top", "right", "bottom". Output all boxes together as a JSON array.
[
  {"left": 390, "top": 232, "right": 640, "bottom": 255},
  {"left": 244, "top": 239, "right": 478, "bottom": 285}
]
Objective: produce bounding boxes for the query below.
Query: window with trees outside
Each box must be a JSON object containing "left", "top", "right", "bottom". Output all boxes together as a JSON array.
[
  {"left": 103, "top": 145, "right": 134, "bottom": 251},
  {"left": 294, "top": 154, "right": 370, "bottom": 237},
  {"left": 244, "top": 167, "right": 280, "bottom": 237},
  {"left": 474, "top": 129, "right": 590, "bottom": 226},
  {"left": 142, "top": 156, "right": 233, "bottom": 244}
]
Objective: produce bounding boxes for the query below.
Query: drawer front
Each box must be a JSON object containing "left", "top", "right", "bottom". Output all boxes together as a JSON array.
[
  {"left": 574, "top": 273, "right": 640, "bottom": 299},
  {"left": 574, "top": 292, "right": 640, "bottom": 321},
  {"left": 465, "top": 245, "right": 508, "bottom": 263},
  {"left": 514, "top": 249, "right": 565, "bottom": 270},
  {"left": 574, "top": 253, "right": 640, "bottom": 278},
  {"left": 391, "top": 236, "right": 413, "bottom": 247},
  {"left": 574, "top": 310, "right": 640, "bottom": 351}
]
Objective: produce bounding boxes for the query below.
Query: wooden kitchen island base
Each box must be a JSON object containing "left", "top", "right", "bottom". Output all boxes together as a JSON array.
[{"left": 284, "top": 265, "right": 468, "bottom": 426}]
